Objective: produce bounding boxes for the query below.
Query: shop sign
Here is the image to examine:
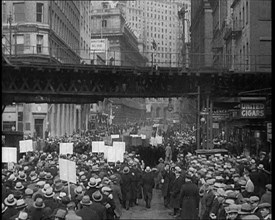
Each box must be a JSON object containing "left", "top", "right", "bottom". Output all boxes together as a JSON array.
[
  {"left": 267, "top": 122, "right": 272, "bottom": 142},
  {"left": 240, "top": 103, "right": 265, "bottom": 118}
]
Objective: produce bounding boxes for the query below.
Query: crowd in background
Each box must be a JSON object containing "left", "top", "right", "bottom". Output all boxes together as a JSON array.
[{"left": 2, "top": 123, "right": 272, "bottom": 220}]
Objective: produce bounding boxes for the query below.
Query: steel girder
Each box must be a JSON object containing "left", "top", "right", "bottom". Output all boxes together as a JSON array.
[{"left": 2, "top": 62, "right": 271, "bottom": 104}]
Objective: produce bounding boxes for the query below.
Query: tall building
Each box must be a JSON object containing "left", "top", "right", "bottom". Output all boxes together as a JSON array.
[
  {"left": 2, "top": 1, "right": 91, "bottom": 137},
  {"left": 90, "top": 2, "right": 147, "bottom": 66},
  {"left": 119, "top": 0, "right": 190, "bottom": 67},
  {"left": 190, "top": 0, "right": 213, "bottom": 69}
]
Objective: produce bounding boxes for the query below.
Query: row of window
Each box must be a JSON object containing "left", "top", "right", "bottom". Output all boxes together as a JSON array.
[
  {"left": 51, "top": 40, "right": 79, "bottom": 64},
  {"left": 51, "top": 11, "right": 79, "bottom": 52},
  {"left": 54, "top": 1, "right": 80, "bottom": 31},
  {"left": 2, "top": 2, "right": 44, "bottom": 23}
]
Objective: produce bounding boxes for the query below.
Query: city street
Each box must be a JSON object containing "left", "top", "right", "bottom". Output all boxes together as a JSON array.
[{"left": 121, "top": 189, "right": 173, "bottom": 219}]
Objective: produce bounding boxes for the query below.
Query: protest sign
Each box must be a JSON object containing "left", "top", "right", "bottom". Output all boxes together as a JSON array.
[
  {"left": 2, "top": 147, "right": 17, "bottom": 163},
  {"left": 92, "top": 141, "right": 105, "bottom": 153},
  {"left": 19, "top": 140, "right": 33, "bottom": 153},
  {"left": 58, "top": 158, "right": 77, "bottom": 184},
  {"left": 107, "top": 146, "right": 116, "bottom": 162},
  {"left": 113, "top": 142, "right": 125, "bottom": 163},
  {"left": 111, "top": 134, "right": 120, "bottom": 139},
  {"left": 59, "top": 143, "right": 73, "bottom": 155}
]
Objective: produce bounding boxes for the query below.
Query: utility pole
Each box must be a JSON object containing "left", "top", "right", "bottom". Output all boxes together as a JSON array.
[
  {"left": 196, "top": 86, "right": 201, "bottom": 149},
  {"left": 8, "top": 12, "right": 12, "bottom": 59}
]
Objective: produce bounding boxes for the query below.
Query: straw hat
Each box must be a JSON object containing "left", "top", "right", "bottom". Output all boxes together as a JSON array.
[
  {"left": 36, "top": 181, "right": 46, "bottom": 188},
  {"left": 42, "top": 184, "right": 51, "bottom": 194},
  {"left": 80, "top": 195, "right": 92, "bottom": 206},
  {"left": 101, "top": 186, "right": 112, "bottom": 194},
  {"left": 44, "top": 187, "right": 55, "bottom": 198},
  {"left": 25, "top": 188, "right": 33, "bottom": 196},
  {"left": 15, "top": 182, "right": 25, "bottom": 190},
  {"left": 4, "top": 194, "right": 17, "bottom": 206},
  {"left": 18, "top": 211, "right": 28, "bottom": 220},
  {"left": 8, "top": 174, "right": 17, "bottom": 181},
  {"left": 15, "top": 199, "right": 27, "bottom": 209},
  {"left": 92, "top": 191, "right": 103, "bottom": 202},
  {"left": 33, "top": 198, "right": 45, "bottom": 209},
  {"left": 225, "top": 204, "right": 240, "bottom": 214},
  {"left": 18, "top": 172, "right": 27, "bottom": 181},
  {"left": 249, "top": 196, "right": 260, "bottom": 204},
  {"left": 74, "top": 186, "right": 84, "bottom": 196},
  {"left": 88, "top": 177, "right": 97, "bottom": 188},
  {"left": 29, "top": 171, "right": 39, "bottom": 182},
  {"left": 145, "top": 166, "right": 151, "bottom": 173},
  {"left": 57, "top": 192, "right": 67, "bottom": 200}
]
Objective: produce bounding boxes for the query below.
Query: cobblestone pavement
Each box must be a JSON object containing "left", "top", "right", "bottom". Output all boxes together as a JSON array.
[{"left": 120, "top": 189, "right": 174, "bottom": 219}]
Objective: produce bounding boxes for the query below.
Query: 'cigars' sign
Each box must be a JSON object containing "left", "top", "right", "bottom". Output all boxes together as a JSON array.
[{"left": 240, "top": 103, "right": 265, "bottom": 118}]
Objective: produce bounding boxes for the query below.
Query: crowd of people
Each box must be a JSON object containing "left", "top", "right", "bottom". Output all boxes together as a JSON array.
[{"left": 1, "top": 123, "right": 272, "bottom": 220}]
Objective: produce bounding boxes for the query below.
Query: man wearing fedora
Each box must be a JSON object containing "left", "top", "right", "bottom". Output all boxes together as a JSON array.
[
  {"left": 3, "top": 194, "right": 18, "bottom": 219},
  {"left": 109, "top": 175, "right": 122, "bottom": 219},
  {"left": 76, "top": 195, "right": 100, "bottom": 220},
  {"left": 155, "top": 158, "right": 165, "bottom": 190},
  {"left": 260, "top": 184, "right": 271, "bottom": 204},
  {"left": 120, "top": 166, "right": 133, "bottom": 210},
  {"left": 43, "top": 187, "right": 58, "bottom": 212},
  {"left": 65, "top": 202, "right": 82, "bottom": 220},
  {"left": 178, "top": 173, "right": 199, "bottom": 219},
  {"left": 141, "top": 166, "right": 155, "bottom": 209},
  {"left": 28, "top": 197, "right": 46, "bottom": 220},
  {"left": 90, "top": 191, "right": 107, "bottom": 220}
]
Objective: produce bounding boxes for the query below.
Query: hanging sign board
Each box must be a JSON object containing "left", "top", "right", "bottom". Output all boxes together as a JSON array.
[{"left": 240, "top": 103, "right": 265, "bottom": 118}]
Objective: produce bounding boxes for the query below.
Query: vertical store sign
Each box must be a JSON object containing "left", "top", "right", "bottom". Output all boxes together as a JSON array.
[{"left": 267, "top": 122, "right": 272, "bottom": 142}]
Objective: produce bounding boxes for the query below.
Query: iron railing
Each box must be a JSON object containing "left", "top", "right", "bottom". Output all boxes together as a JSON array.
[{"left": 2, "top": 44, "right": 271, "bottom": 72}]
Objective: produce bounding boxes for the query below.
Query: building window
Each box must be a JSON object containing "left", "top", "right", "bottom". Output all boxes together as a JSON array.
[
  {"left": 25, "top": 34, "right": 30, "bottom": 50},
  {"left": 37, "top": 35, "right": 43, "bottom": 54},
  {"left": 2, "top": 2, "right": 7, "bottom": 23},
  {"left": 15, "top": 35, "right": 24, "bottom": 54},
  {"left": 36, "top": 3, "right": 43, "bottom": 22},
  {"left": 246, "top": 1, "right": 249, "bottom": 24},
  {"left": 102, "top": 19, "right": 107, "bottom": 28},
  {"left": 13, "top": 2, "right": 25, "bottom": 22}
]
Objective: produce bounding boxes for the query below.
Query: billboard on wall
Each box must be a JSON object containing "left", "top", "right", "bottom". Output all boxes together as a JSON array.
[
  {"left": 240, "top": 103, "right": 265, "bottom": 118},
  {"left": 90, "top": 39, "right": 107, "bottom": 53}
]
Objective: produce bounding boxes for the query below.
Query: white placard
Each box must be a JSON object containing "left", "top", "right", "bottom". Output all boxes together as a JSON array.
[
  {"left": 150, "top": 137, "right": 158, "bottom": 146},
  {"left": 2, "top": 147, "right": 17, "bottom": 163},
  {"left": 107, "top": 146, "right": 116, "bottom": 162},
  {"left": 104, "top": 145, "right": 109, "bottom": 159},
  {"left": 92, "top": 141, "right": 105, "bottom": 153},
  {"left": 8, "top": 162, "right": 15, "bottom": 170},
  {"left": 19, "top": 140, "right": 33, "bottom": 153},
  {"left": 59, "top": 158, "right": 77, "bottom": 184},
  {"left": 156, "top": 136, "right": 163, "bottom": 145},
  {"left": 140, "top": 134, "right": 146, "bottom": 140},
  {"left": 113, "top": 142, "right": 125, "bottom": 163},
  {"left": 111, "top": 134, "right": 120, "bottom": 139},
  {"left": 59, "top": 143, "right": 73, "bottom": 155},
  {"left": 130, "top": 134, "right": 139, "bottom": 137}
]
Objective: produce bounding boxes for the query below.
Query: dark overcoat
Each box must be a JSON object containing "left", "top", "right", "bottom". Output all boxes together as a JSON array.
[
  {"left": 169, "top": 175, "right": 185, "bottom": 209},
  {"left": 76, "top": 205, "right": 100, "bottom": 220},
  {"left": 161, "top": 170, "right": 174, "bottom": 197},
  {"left": 141, "top": 172, "right": 155, "bottom": 199},
  {"left": 121, "top": 172, "right": 133, "bottom": 201},
  {"left": 179, "top": 181, "right": 199, "bottom": 219}
]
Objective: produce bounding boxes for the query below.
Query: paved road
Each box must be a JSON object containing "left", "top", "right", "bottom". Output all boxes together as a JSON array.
[{"left": 120, "top": 189, "right": 174, "bottom": 219}]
